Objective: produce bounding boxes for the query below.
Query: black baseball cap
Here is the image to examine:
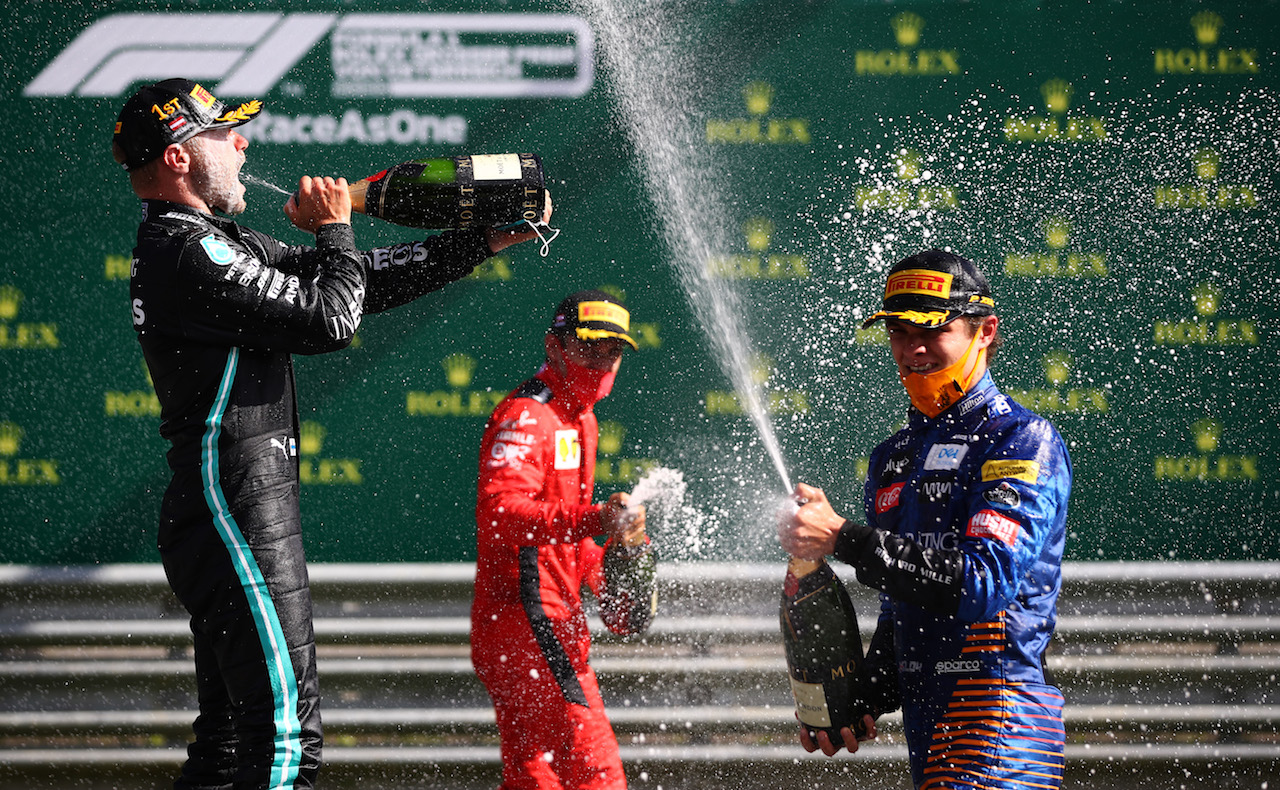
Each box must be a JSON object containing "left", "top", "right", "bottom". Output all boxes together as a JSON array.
[
  {"left": 549, "top": 290, "right": 638, "bottom": 350},
  {"left": 861, "top": 249, "right": 995, "bottom": 329},
  {"left": 113, "top": 78, "right": 263, "bottom": 171}
]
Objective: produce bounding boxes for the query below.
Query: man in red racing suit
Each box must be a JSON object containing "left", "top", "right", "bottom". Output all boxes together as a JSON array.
[{"left": 472, "top": 290, "right": 656, "bottom": 790}]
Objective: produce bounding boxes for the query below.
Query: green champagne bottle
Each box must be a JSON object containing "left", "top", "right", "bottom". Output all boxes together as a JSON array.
[
  {"left": 780, "top": 556, "right": 868, "bottom": 742},
  {"left": 350, "top": 153, "right": 546, "bottom": 230},
  {"left": 599, "top": 537, "right": 657, "bottom": 636}
]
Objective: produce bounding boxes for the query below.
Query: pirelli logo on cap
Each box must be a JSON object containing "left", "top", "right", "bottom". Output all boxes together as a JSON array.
[
  {"left": 579, "top": 301, "right": 630, "bottom": 331},
  {"left": 982, "top": 459, "right": 1041, "bottom": 483},
  {"left": 885, "top": 269, "right": 953, "bottom": 300}
]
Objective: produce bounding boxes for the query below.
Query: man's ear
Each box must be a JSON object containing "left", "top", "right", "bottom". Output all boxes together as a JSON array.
[{"left": 161, "top": 143, "right": 191, "bottom": 174}]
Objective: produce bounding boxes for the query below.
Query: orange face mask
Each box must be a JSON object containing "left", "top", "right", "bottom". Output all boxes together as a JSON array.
[{"left": 899, "top": 328, "right": 987, "bottom": 418}]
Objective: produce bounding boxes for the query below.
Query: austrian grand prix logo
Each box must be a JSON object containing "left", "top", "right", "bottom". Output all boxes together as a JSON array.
[{"left": 25, "top": 12, "right": 593, "bottom": 99}]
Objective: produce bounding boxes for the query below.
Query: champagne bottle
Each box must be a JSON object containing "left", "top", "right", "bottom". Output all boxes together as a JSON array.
[
  {"left": 348, "top": 153, "right": 546, "bottom": 230},
  {"left": 599, "top": 526, "right": 657, "bottom": 636},
  {"left": 780, "top": 556, "right": 868, "bottom": 742}
]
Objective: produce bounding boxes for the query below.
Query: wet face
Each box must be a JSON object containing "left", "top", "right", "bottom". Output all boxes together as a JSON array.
[
  {"left": 885, "top": 316, "right": 994, "bottom": 378},
  {"left": 184, "top": 128, "right": 248, "bottom": 215}
]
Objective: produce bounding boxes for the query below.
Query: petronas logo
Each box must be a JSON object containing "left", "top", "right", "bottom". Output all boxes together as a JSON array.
[
  {"left": 443, "top": 353, "right": 477, "bottom": 388},
  {"left": 598, "top": 421, "right": 626, "bottom": 456},
  {"left": 0, "top": 422, "right": 22, "bottom": 457},
  {"left": 1191, "top": 11, "right": 1223, "bottom": 46},
  {"left": 1193, "top": 147, "right": 1221, "bottom": 181},
  {"left": 1193, "top": 418, "right": 1221, "bottom": 454},
  {"left": 743, "top": 81, "right": 774, "bottom": 116},
  {"left": 891, "top": 12, "right": 924, "bottom": 47},
  {"left": 1043, "top": 351, "right": 1072, "bottom": 388},
  {"left": 1040, "top": 79, "right": 1073, "bottom": 115},
  {"left": 299, "top": 421, "right": 326, "bottom": 456},
  {"left": 0, "top": 285, "right": 20, "bottom": 321}
]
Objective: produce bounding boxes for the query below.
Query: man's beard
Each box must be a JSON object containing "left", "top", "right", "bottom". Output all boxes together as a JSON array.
[{"left": 186, "top": 137, "right": 247, "bottom": 216}]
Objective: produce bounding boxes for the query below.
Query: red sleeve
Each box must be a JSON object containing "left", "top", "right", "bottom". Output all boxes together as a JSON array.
[{"left": 476, "top": 397, "right": 602, "bottom": 547}]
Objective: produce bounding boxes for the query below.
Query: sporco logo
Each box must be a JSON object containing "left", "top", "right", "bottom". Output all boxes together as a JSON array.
[{"left": 25, "top": 12, "right": 594, "bottom": 99}]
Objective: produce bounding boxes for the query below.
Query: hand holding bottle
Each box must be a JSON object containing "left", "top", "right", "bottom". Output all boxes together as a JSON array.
[
  {"left": 601, "top": 491, "right": 646, "bottom": 547},
  {"left": 798, "top": 715, "right": 878, "bottom": 755},
  {"left": 284, "top": 176, "right": 352, "bottom": 233},
  {"left": 485, "top": 191, "right": 554, "bottom": 253},
  {"left": 778, "top": 483, "right": 847, "bottom": 560}
]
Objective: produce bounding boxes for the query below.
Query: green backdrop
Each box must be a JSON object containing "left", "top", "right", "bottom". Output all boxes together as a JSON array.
[{"left": 2, "top": 0, "right": 1276, "bottom": 564}]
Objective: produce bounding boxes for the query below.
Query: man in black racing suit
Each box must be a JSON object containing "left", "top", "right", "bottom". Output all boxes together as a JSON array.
[{"left": 113, "top": 78, "right": 550, "bottom": 790}]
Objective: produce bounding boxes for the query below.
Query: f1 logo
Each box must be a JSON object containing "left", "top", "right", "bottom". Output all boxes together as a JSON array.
[{"left": 24, "top": 13, "right": 336, "bottom": 97}]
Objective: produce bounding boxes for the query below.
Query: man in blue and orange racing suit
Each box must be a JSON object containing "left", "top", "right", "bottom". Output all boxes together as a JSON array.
[
  {"left": 472, "top": 290, "right": 657, "bottom": 790},
  {"left": 779, "top": 249, "right": 1072, "bottom": 790},
  {"left": 113, "top": 78, "right": 550, "bottom": 790}
]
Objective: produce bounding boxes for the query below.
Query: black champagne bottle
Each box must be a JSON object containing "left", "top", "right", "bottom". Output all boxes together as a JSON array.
[
  {"left": 780, "top": 556, "right": 868, "bottom": 741},
  {"left": 350, "top": 153, "right": 546, "bottom": 230}
]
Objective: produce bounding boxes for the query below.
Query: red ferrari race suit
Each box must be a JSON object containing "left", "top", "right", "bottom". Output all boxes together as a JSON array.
[{"left": 471, "top": 364, "right": 650, "bottom": 790}]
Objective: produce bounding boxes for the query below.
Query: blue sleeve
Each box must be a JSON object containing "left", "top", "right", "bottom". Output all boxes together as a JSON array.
[{"left": 955, "top": 416, "right": 1072, "bottom": 623}]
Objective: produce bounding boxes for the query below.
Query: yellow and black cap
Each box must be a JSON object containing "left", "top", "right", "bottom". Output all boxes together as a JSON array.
[
  {"left": 550, "top": 290, "right": 638, "bottom": 350},
  {"left": 113, "top": 78, "right": 263, "bottom": 171},
  {"left": 861, "top": 249, "right": 995, "bottom": 329}
]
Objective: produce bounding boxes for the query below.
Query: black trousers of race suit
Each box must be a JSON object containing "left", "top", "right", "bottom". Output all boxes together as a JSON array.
[{"left": 159, "top": 468, "right": 322, "bottom": 790}]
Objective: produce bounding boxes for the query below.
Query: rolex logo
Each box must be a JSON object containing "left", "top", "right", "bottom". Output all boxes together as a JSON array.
[
  {"left": 891, "top": 12, "right": 924, "bottom": 47},
  {"left": 598, "top": 420, "right": 626, "bottom": 456},
  {"left": 0, "top": 422, "right": 22, "bottom": 457},
  {"left": 1040, "top": 79, "right": 1073, "bottom": 114},
  {"left": 1192, "top": 282, "right": 1222, "bottom": 316},
  {"left": 744, "top": 217, "right": 773, "bottom": 251},
  {"left": 1043, "top": 351, "right": 1072, "bottom": 388},
  {"left": 299, "top": 421, "right": 326, "bottom": 456},
  {"left": 1191, "top": 11, "right": 1223, "bottom": 46},
  {"left": 743, "top": 81, "right": 774, "bottom": 115},
  {"left": 0, "top": 285, "right": 21, "bottom": 321},
  {"left": 443, "top": 353, "right": 477, "bottom": 388},
  {"left": 1193, "top": 147, "right": 1220, "bottom": 181},
  {"left": 894, "top": 148, "right": 923, "bottom": 181},
  {"left": 1193, "top": 418, "right": 1221, "bottom": 454},
  {"left": 1044, "top": 217, "right": 1071, "bottom": 250}
]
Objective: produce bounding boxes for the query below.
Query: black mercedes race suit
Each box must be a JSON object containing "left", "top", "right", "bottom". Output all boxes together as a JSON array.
[{"left": 129, "top": 200, "right": 489, "bottom": 790}]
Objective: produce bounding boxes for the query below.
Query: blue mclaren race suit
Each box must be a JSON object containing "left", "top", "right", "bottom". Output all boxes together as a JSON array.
[
  {"left": 832, "top": 372, "right": 1071, "bottom": 790},
  {"left": 130, "top": 199, "right": 489, "bottom": 789}
]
